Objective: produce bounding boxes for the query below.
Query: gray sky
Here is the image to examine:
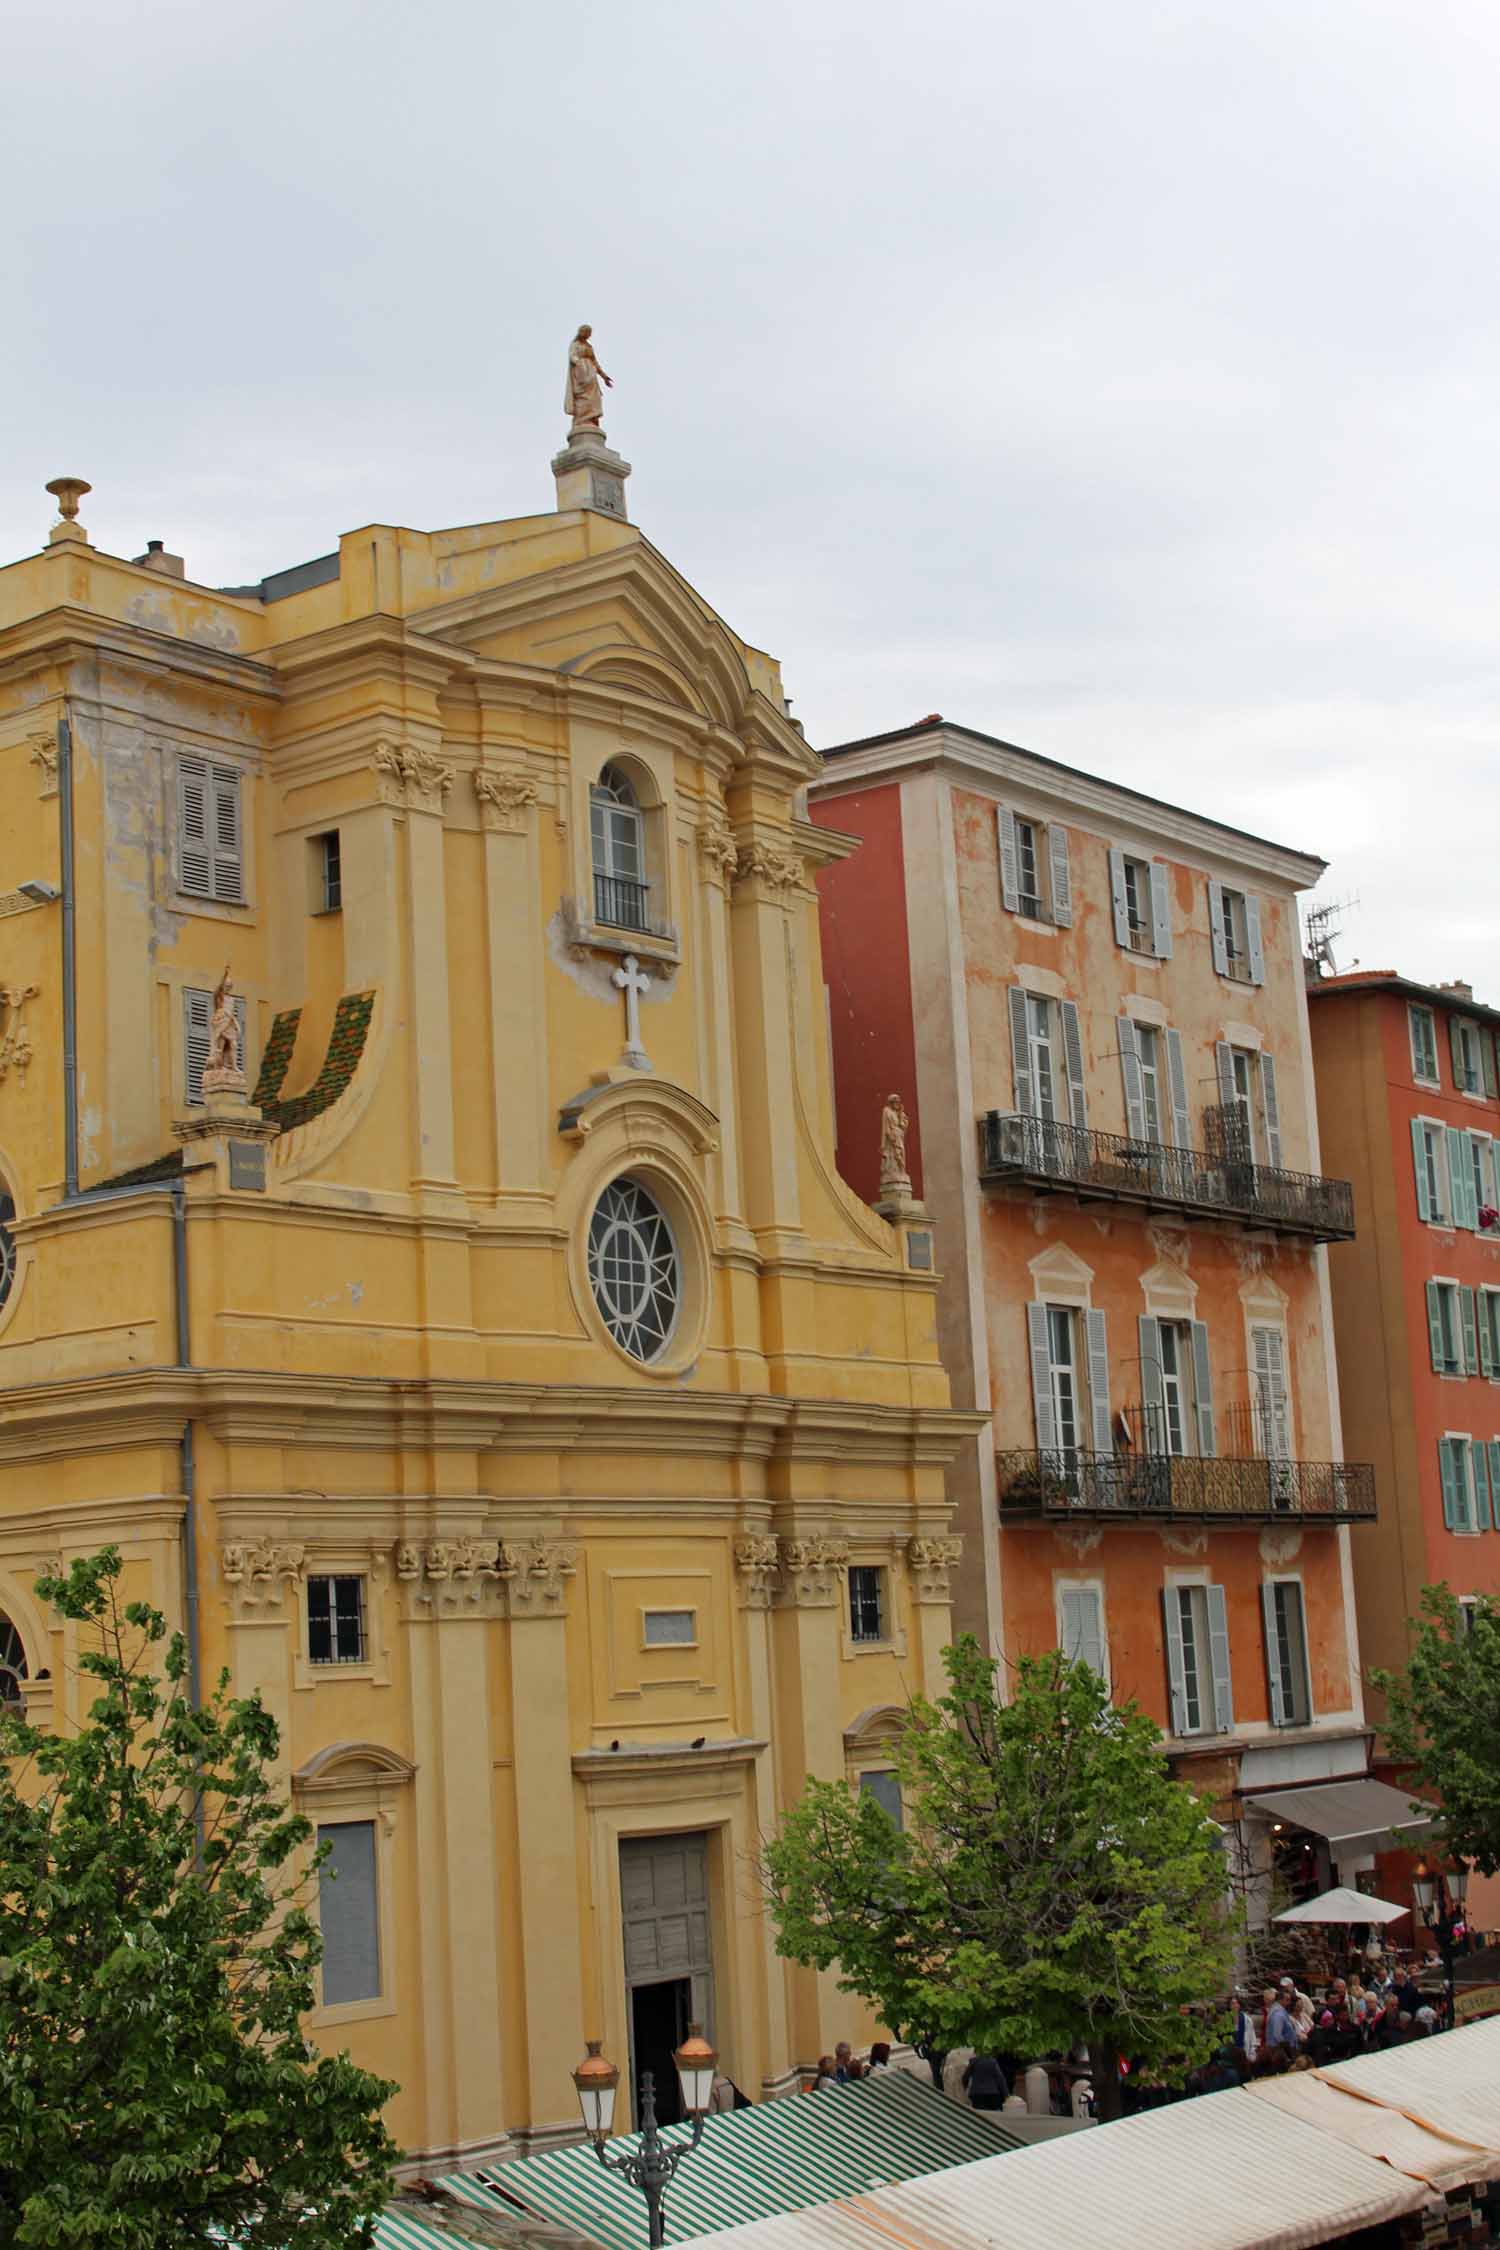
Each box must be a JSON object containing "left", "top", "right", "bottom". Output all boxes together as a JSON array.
[{"left": 4, "top": 0, "right": 1495, "bottom": 985}]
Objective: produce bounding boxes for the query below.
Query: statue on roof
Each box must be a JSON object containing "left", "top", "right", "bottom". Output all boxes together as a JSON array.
[{"left": 565, "top": 325, "right": 613, "bottom": 433}]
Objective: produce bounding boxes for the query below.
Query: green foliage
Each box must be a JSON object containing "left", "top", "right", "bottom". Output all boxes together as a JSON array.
[
  {"left": 0, "top": 1549, "right": 399, "bottom": 2247},
  {"left": 1372, "top": 1585, "right": 1500, "bottom": 1873},
  {"left": 764, "top": 1638, "right": 1236, "bottom": 2087}
]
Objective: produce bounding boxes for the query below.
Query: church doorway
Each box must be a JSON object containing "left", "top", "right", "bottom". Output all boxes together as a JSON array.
[{"left": 620, "top": 1833, "right": 715, "bottom": 2128}]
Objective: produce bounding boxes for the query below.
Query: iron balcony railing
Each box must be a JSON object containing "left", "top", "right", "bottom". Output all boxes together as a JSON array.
[
  {"left": 996, "top": 1447, "right": 1377, "bottom": 1524},
  {"left": 593, "top": 871, "right": 652, "bottom": 932},
  {"left": 977, "top": 1111, "right": 1355, "bottom": 1241}
]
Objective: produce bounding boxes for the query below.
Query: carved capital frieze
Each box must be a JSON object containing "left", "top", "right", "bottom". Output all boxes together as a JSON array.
[
  {"left": 774, "top": 1536, "right": 849, "bottom": 1608},
  {"left": 372, "top": 739, "right": 453, "bottom": 814},
  {"left": 734, "top": 841, "right": 804, "bottom": 894},
  {"left": 396, "top": 1536, "right": 505, "bottom": 1617},
  {"left": 473, "top": 768, "right": 539, "bottom": 833},
  {"left": 697, "top": 819, "right": 739, "bottom": 882},
  {"left": 498, "top": 1538, "right": 578, "bottom": 1618},
  {"left": 28, "top": 735, "right": 58, "bottom": 798},
  {"left": 734, "top": 1534, "right": 780, "bottom": 1609},
  {"left": 0, "top": 982, "right": 39, "bottom": 1086},
  {"left": 906, "top": 1534, "right": 963, "bottom": 1603},
  {"left": 221, "top": 1537, "right": 306, "bottom": 1621}
]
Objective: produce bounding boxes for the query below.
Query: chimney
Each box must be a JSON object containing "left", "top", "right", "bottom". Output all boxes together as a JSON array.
[
  {"left": 1438, "top": 980, "right": 1475, "bottom": 1002},
  {"left": 133, "top": 538, "right": 185, "bottom": 578}
]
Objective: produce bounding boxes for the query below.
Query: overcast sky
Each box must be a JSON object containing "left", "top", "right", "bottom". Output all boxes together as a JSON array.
[{"left": 3, "top": 0, "right": 1496, "bottom": 985}]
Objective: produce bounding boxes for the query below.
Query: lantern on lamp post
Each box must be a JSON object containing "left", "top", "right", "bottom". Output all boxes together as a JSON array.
[
  {"left": 573, "top": 2024, "right": 719, "bottom": 2248},
  {"left": 1411, "top": 1859, "right": 1469, "bottom": 2025}
]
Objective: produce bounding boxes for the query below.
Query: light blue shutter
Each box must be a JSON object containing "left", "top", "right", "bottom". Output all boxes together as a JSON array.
[
  {"left": 1191, "top": 1320, "right": 1216, "bottom": 1456},
  {"left": 1060, "top": 1001, "right": 1088, "bottom": 1129},
  {"left": 1427, "top": 1281, "right": 1447, "bottom": 1373},
  {"left": 1245, "top": 895, "right": 1266, "bottom": 984},
  {"left": 1474, "top": 1446, "right": 1494, "bottom": 1532},
  {"left": 1262, "top": 1584, "right": 1290, "bottom": 1726},
  {"left": 1449, "top": 1128, "right": 1476, "bottom": 1228},
  {"left": 1409, "top": 1008, "right": 1428, "bottom": 1082},
  {"left": 1485, "top": 1032, "right": 1499, "bottom": 1101},
  {"left": 1480, "top": 1292, "right": 1495, "bottom": 1380},
  {"left": 1139, "top": 1316, "right": 1165, "bottom": 1452},
  {"left": 1009, "top": 987, "right": 1034, "bottom": 1116},
  {"left": 1049, "top": 825, "right": 1073, "bottom": 926},
  {"left": 1166, "top": 1028, "right": 1192, "bottom": 1149},
  {"left": 1412, "top": 1120, "right": 1433, "bottom": 1222},
  {"left": 1208, "top": 880, "right": 1229, "bottom": 976},
  {"left": 1108, "top": 848, "right": 1131, "bottom": 947},
  {"left": 1439, "top": 1439, "right": 1460, "bottom": 1531},
  {"left": 1162, "top": 1587, "right": 1189, "bottom": 1735},
  {"left": 1451, "top": 1016, "right": 1467, "bottom": 1089},
  {"left": 1489, "top": 1443, "right": 1500, "bottom": 1528},
  {"left": 996, "top": 806, "right": 1020, "bottom": 913},
  {"left": 1086, "top": 1308, "right": 1113, "bottom": 1453},
  {"left": 1260, "top": 1054, "right": 1283, "bottom": 1168},
  {"left": 1206, "top": 1582, "right": 1234, "bottom": 1733},
  {"left": 1463, "top": 1288, "right": 1481, "bottom": 1376},
  {"left": 1460, "top": 1441, "right": 1478, "bottom": 1531},
  {"left": 1149, "top": 862, "right": 1173, "bottom": 959},
  {"left": 1028, "top": 1303, "right": 1058, "bottom": 1451},
  {"left": 1118, "top": 1018, "right": 1146, "bottom": 1139},
  {"left": 318, "top": 1820, "right": 380, "bottom": 2005}
]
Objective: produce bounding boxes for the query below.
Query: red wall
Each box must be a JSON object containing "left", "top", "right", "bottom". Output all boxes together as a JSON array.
[{"left": 810, "top": 785, "right": 921, "bottom": 1207}]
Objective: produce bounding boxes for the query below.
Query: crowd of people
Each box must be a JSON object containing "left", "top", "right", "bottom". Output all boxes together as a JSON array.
[{"left": 1232, "top": 1962, "right": 1445, "bottom": 2070}]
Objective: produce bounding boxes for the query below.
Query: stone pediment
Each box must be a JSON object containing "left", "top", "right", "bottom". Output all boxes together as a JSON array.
[{"left": 557, "top": 1073, "right": 720, "bottom": 1155}]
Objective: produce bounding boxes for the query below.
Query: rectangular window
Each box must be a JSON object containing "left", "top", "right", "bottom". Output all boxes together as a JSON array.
[
  {"left": 318, "top": 1820, "right": 381, "bottom": 2006},
  {"left": 1440, "top": 1436, "right": 1480, "bottom": 1533},
  {"left": 183, "top": 985, "right": 247, "bottom": 1106},
  {"left": 1027, "top": 994, "right": 1057, "bottom": 1123},
  {"left": 178, "top": 754, "right": 244, "bottom": 904},
  {"left": 1177, "top": 1585, "right": 1209, "bottom": 1733},
  {"left": 997, "top": 810, "right": 1072, "bottom": 925},
  {"left": 859, "top": 1769, "right": 903, "bottom": 1828},
  {"left": 1250, "top": 1326, "right": 1292, "bottom": 1460},
  {"left": 1412, "top": 1119, "right": 1448, "bottom": 1224},
  {"left": 642, "top": 1608, "right": 697, "bottom": 1646},
  {"left": 307, "top": 1575, "right": 366, "bottom": 1666},
  {"left": 1121, "top": 856, "right": 1152, "bottom": 952},
  {"left": 1229, "top": 1048, "right": 1262, "bottom": 1162},
  {"left": 1058, "top": 1583, "right": 1108, "bottom": 1686},
  {"left": 1454, "top": 1018, "right": 1484, "bottom": 1096},
  {"left": 1269, "top": 1581, "right": 1312, "bottom": 1727},
  {"left": 1164, "top": 1580, "right": 1232, "bottom": 1736},
  {"left": 1136, "top": 1025, "right": 1164, "bottom": 1144},
  {"left": 1220, "top": 887, "right": 1251, "bottom": 980},
  {"left": 1481, "top": 1291, "right": 1500, "bottom": 1378},
  {"left": 1014, "top": 818, "right": 1043, "bottom": 919},
  {"left": 1157, "top": 1320, "right": 1193, "bottom": 1458},
  {"left": 314, "top": 830, "right": 342, "bottom": 913},
  {"left": 1428, "top": 1281, "right": 1463, "bottom": 1376},
  {"left": 848, "top": 1566, "right": 886, "bottom": 1644},
  {"left": 1047, "top": 1305, "right": 1080, "bottom": 1460},
  {"left": 1470, "top": 1137, "right": 1490, "bottom": 1225},
  {"left": 1409, "top": 1004, "right": 1440, "bottom": 1086}
]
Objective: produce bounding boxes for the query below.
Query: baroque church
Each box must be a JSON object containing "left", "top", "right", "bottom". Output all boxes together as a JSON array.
[{"left": 0, "top": 374, "right": 970, "bottom": 2162}]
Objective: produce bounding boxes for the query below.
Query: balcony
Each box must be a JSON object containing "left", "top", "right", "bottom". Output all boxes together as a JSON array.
[
  {"left": 996, "top": 1447, "right": 1377, "bottom": 1525},
  {"left": 977, "top": 1111, "right": 1355, "bottom": 1242},
  {"left": 593, "top": 871, "right": 651, "bottom": 933}
]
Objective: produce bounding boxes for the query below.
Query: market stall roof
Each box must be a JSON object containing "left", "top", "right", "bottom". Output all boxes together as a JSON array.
[
  {"left": 1317, "top": 2014, "right": 1500, "bottom": 2153},
  {"left": 1247, "top": 2071, "right": 1499, "bottom": 2194},
  {"left": 435, "top": 2075, "right": 1020, "bottom": 2250},
  {"left": 1243, "top": 1778, "right": 1435, "bottom": 1853},
  {"left": 669, "top": 2088, "right": 1428, "bottom": 2250},
  {"left": 1276, "top": 1885, "right": 1410, "bottom": 1925}
]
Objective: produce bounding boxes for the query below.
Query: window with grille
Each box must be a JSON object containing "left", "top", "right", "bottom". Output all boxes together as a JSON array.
[
  {"left": 589, "top": 764, "right": 650, "bottom": 931},
  {"left": 586, "top": 1176, "right": 680, "bottom": 1362},
  {"left": 0, "top": 1616, "right": 27, "bottom": 1709},
  {"left": 848, "top": 1565, "right": 885, "bottom": 1643},
  {"left": 177, "top": 755, "right": 245, "bottom": 903},
  {"left": 0, "top": 1186, "right": 15, "bottom": 1314},
  {"left": 307, "top": 1575, "right": 367, "bottom": 1665},
  {"left": 183, "top": 987, "right": 247, "bottom": 1105}
]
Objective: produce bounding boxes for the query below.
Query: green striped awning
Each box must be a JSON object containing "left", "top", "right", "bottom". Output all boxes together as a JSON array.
[{"left": 436, "top": 2073, "right": 1022, "bottom": 2250}]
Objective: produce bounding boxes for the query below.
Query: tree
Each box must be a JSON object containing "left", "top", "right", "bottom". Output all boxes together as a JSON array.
[
  {"left": 763, "top": 1638, "right": 1236, "bottom": 2116},
  {"left": 0, "top": 1549, "right": 400, "bottom": 2248},
  {"left": 1372, "top": 1585, "right": 1500, "bottom": 1871}
]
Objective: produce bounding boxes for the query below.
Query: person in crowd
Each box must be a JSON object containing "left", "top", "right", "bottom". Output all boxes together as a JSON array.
[
  {"left": 834, "top": 2041, "right": 854, "bottom": 2083},
  {"left": 1232, "top": 1991, "right": 1259, "bottom": 2065},
  {"left": 1265, "top": 1982, "right": 1299, "bottom": 2053},
  {"left": 1368, "top": 1994, "right": 1403, "bottom": 2049},
  {"left": 844, "top": 2058, "right": 866, "bottom": 2081},
  {"left": 1290, "top": 1987, "right": 1316, "bottom": 2041},
  {"left": 941, "top": 2046, "right": 974, "bottom": 2104},
  {"left": 963, "top": 2052, "right": 1009, "bottom": 2112},
  {"left": 1395, "top": 1969, "right": 1424, "bottom": 2017},
  {"left": 812, "top": 2055, "right": 838, "bottom": 2090},
  {"left": 866, "top": 2042, "right": 893, "bottom": 2074},
  {"left": 1413, "top": 2005, "right": 1439, "bottom": 2038}
]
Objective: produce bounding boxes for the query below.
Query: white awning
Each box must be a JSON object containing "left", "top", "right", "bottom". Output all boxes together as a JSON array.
[
  {"left": 1243, "top": 1778, "right": 1435, "bottom": 1853},
  {"left": 1276, "top": 1884, "right": 1410, "bottom": 1925}
]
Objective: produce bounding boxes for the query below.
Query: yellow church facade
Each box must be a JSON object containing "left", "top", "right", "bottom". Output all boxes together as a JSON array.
[{"left": 0, "top": 446, "right": 969, "bottom": 2166}]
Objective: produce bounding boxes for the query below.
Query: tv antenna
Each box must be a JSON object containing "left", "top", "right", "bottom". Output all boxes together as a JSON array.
[{"left": 1303, "top": 894, "right": 1358, "bottom": 980}]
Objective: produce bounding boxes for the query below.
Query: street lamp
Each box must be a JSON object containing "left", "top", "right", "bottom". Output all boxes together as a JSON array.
[
  {"left": 573, "top": 2024, "right": 719, "bottom": 2249},
  {"left": 1411, "top": 1859, "right": 1470, "bottom": 2025}
]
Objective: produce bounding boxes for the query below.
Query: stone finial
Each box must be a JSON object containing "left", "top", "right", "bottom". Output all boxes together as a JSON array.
[{"left": 45, "top": 476, "right": 92, "bottom": 546}]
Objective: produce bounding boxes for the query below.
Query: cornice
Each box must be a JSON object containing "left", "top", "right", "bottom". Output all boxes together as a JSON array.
[
  {"left": 809, "top": 728, "right": 1326, "bottom": 893},
  {"left": 0, "top": 607, "right": 280, "bottom": 702},
  {"left": 572, "top": 1736, "right": 767, "bottom": 1783}
]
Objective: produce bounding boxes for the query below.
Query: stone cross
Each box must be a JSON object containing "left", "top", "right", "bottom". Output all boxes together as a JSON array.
[{"left": 613, "top": 953, "right": 651, "bottom": 1071}]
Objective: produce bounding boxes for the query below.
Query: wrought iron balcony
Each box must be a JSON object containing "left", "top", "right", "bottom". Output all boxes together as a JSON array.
[
  {"left": 593, "top": 871, "right": 652, "bottom": 932},
  {"left": 996, "top": 1447, "right": 1377, "bottom": 1525},
  {"left": 977, "top": 1111, "right": 1355, "bottom": 1242}
]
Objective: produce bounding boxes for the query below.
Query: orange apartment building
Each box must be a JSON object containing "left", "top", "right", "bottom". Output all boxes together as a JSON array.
[
  {"left": 809, "top": 716, "right": 1425, "bottom": 1901},
  {"left": 1309, "top": 970, "right": 1500, "bottom": 1922}
]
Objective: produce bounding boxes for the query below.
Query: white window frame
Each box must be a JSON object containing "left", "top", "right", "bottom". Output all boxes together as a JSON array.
[
  {"left": 1413, "top": 1115, "right": 1451, "bottom": 1226},
  {"left": 1481, "top": 1288, "right": 1500, "bottom": 1381},
  {"left": 1121, "top": 855, "right": 1152, "bottom": 953},
  {"left": 1441, "top": 1432, "right": 1482, "bottom": 1536},
  {"left": 1013, "top": 816, "right": 1044, "bottom": 919},
  {"left": 1454, "top": 1018, "right": 1484, "bottom": 1098},
  {"left": 305, "top": 1572, "right": 368, "bottom": 1667},
  {"left": 1430, "top": 1278, "right": 1464, "bottom": 1378},
  {"left": 1220, "top": 887, "right": 1250, "bottom": 980},
  {"left": 1027, "top": 994, "right": 1058, "bottom": 1123},
  {"left": 1136, "top": 1023, "right": 1165, "bottom": 1145},
  {"left": 1249, "top": 1321, "right": 1294, "bottom": 1463},
  {"left": 1055, "top": 1575, "right": 1111, "bottom": 1691},
  {"left": 1047, "top": 1303, "right": 1081, "bottom": 1459},
  {"left": 1264, "top": 1573, "right": 1314, "bottom": 1728},
  {"left": 1156, "top": 1318, "right": 1195, "bottom": 1459},
  {"left": 1409, "top": 1004, "right": 1441, "bottom": 1088}
]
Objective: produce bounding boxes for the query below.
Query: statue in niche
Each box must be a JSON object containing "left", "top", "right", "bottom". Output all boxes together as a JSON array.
[
  {"left": 565, "top": 325, "right": 613, "bottom": 432},
  {"left": 879, "top": 1091, "right": 912, "bottom": 1195}
]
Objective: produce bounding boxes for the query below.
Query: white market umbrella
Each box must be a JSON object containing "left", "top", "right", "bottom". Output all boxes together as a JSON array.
[{"left": 1276, "top": 1886, "right": 1410, "bottom": 1925}]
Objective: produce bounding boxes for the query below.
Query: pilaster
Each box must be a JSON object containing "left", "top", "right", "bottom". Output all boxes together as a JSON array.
[
  {"left": 726, "top": 833, "right": 806, "bottom": 1234},
  {"left": 474, "top": 763, "right": 547, "bottom": 1194}
]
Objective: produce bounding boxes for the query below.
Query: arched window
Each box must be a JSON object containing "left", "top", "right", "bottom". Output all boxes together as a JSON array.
[
  {"left": 0, "top": 1616, "right": 28, "bottom": 1710},
  {"left": 0, "top": 1187, "right": 15, "bottom": 1314},
  {"left": 590, "top": 764, "right": 650, "bottom": 932}
]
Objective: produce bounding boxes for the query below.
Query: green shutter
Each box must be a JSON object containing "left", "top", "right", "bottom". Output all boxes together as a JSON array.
[
  {"left": 1428, "top": 1281, "right": 1447, "bottom": 1373},
  {"left": 1480, "top": 1293, "right": 1495, "bottom": 1380},
  {"left": 1489, "top": 1443, "right": 1500, "bottom": 1530},
  {"left": 1412, "top": 1119, "right": 1433, "bottom": 1222},
  {"left": 1449, "top": 1128, "right": 1475, "bottom": 1228},
  {"left": 1440, "top": 1439, "right": 1460, "bottom": 1531},
  {"left": 1475, "top": 1447, "right": 1495, "bottom": 1532},
  {"left": 1463, "top": 1287, "right": 1481, "bottom": 1376}
]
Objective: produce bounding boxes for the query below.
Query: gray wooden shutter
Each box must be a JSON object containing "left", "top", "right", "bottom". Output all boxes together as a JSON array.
[
  {"left": 1409, "top": 1007, "right": 1426, "bottom": 1082},
  {"left": 1451, "top": 1016, "right": 1466, "bottom": 1087},
  {"left": 1208, "top": 879, "right": 1229, "bottom": 975},
  {"left": 1139, "top": 1315, "right": 1165, "bottom": 1451},
  {"left": 1439, "top": 1440, "right": 1460, "bottom": 1531},
  {"left": 1260, "top": 1053, "right": 1283, "bottom": 1167},
  {"left": 1427, "top": 1281, "right": 1447, "bottom": 1372},
  {"left": 1028, "top": 1303, "right": 1058, "bottom": 1451},
  {"left": 184, "top": 988, "right": 213, "bottom": 1104},
  {"left": 996, "top": 806, "right": 1020, "bottom": 913},
  {"left": 1149, "top": 862, "right": 1173, "bottom": 959},
  {"left": 1216, "top": 1042, "right": 1237, "bottom": 1107},
  {"left": 318, "top": 1820, "right": 381, "bottom": 2005},
  {"left": 1086, "top": 1308, "right": 1112, "bottom": 1454},
  {"left": 1449, "top": 1128, "right": 1476, "bottom": 1229},
  {"left": 1412, "top": 1119, "right": 1433, "bottom": 1221},
  {"left": 1488, "top": 1442, "right": 1500, "bottom": 1527},
  {"left": 1191, "top": 1319, "right": 1216, "bottom": 1456},
  {"left": 1162, "top": 1587, "right": 1189, "bottom": 1735},
  {"left": 1245, "top": 894, "right": 1266, "bottom": 984},
  {"left": 1480, "top": 1291, "right": 1495, "bottom": 1379},
  {"left": 1205, "top": 1583, "right": 1234, "bottom": 1734},
  {"left": 1118, "top": 1018, "right": 1146, "bottom": 1140},
  {"left": 1485, "top": 1032, "right": 1499, "bottom": 1101},
  {"left": 209, "top": 764, "right": 244, "bottom": 903},
  {"left": 1048, "top": 825, "right": 1073, "bottom": 926},
  {"left": 1474, "top": 1447, "right": 1494, "bottom": 1532},
  {"left": 1166, "top": 1028, "right": 1192, "bottom": 1149},
  {"left": 1008, "top": 987, "right": 1034, "bottom": 1116},
  {"left": 177, "top": 755, "right": 212, "bottom": 897},
  {"left": 1060, "top": 1000, "right": 1088, "bottom": 1129},
  {"left": 1262, "top": 1584, "right": 1290, "bottom": 1726},
  {"left": 1109, "top": 848, "right": 1131, "bottom": 948},
  {"left": 1463, "top": 1288, "right": 1480, "bottom": 1375},
  {"left": 1060, "top": 1586, "right": 1105, "bottom": 1678}
]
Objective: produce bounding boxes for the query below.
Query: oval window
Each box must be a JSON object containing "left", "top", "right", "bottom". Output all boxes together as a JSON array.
[{"left": 587, "top": 1177, "right": 680, "bottom": 1364}]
